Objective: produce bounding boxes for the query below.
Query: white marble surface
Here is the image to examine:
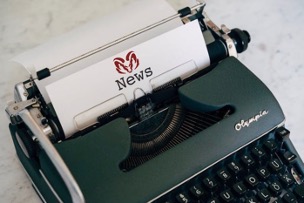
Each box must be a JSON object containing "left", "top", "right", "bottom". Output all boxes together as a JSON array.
[{"left": 0, "top": 0, "right": 303, "bottom": 202}]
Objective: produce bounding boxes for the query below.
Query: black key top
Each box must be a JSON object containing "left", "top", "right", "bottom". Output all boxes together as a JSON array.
[
  {"left": 207, "top": 198, "right": 220, "bottom": 203},
  {"left": 279, "top": 172, "right": 295, "bottom": 187},
  {"left": 269, "top": 159, "right": 283, "bottom": 173},
  {"left": 291, "top": 167, "right": 302, "bottom": 184},
  {"left": 256, "top": 166, "right": 270, "bottom": 180},
  {"left": 217, "top": 169, "right": 231, "bottom": 182},
  {"left": 283, "top": 192, "right": 297, "bottom": 203},
  {"left": 257, "top": 188, "right": 271, "bottom": 202},
  {"left": 176, "top": 192, "right": 192, "bottom": 203},
  {"left": 264, "top": 140, "right": 278, "bottom": 153},
  {"left": 275, "top": 127, "right": 290, "bottom": 139},
  {"left": 245, "top": 174, "right": 259, "bottom": 188},
  {"left": 245, "top": 196, "right": 259, "bottom": 203},
  {"left": 203, "top": 177, "right": 218, "bottom": 191},
  {"left": 228, "top": 161, "right": 243, "bottom": 175},
  {"left": 269, "top": 180, "right": 282, "bottom": 196},
  {"left": 282, "top": 151, "right": 297, "bottom": 164},
  {"left": 294, "top": 183, "right": 304, "bottom": 200},
  {"left": 273, "top": 198, "right": 283, "bottom": 203},
  {"left": 251, "top": 146, "right": 266, "bottom": 160},
  {"left": 189, "top": 184, "right": 205, "bottom": 199},
  {"left": 220, "top": 189, "right": 234, "bottom": 202},
  {"left": 163, "top": 200, "right": 175, "bottom": 203},
  {"left": 241, "top": 155, "right": 255, "bottom": 168},
  {"left": 233, "top": 182, "right": 247, "bottom": 196}
]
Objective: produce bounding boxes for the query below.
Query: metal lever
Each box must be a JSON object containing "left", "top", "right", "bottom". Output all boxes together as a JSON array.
[
  {"left": 6, "top": 98, "right": 37, "bottom": 124},
  {"left": 19, "top": 109, "right": 85, "bottom": 203},
  {"left": 6, "top": 98, "right": 85, "bottom": 202}
]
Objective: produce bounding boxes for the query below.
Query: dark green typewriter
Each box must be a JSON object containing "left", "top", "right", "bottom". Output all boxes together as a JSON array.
[{"left": 5, "top": 1, "right": 304, "bottom": 202}]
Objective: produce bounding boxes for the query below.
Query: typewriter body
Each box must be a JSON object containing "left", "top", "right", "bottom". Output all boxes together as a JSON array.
[{"left": 5, "top": 1, "right": 304, "bottom": 202}]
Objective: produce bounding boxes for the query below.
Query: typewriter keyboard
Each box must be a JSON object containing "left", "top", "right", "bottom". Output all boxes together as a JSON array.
[{"left": 153, "top": 127, "right": 304, "bottom": 203}]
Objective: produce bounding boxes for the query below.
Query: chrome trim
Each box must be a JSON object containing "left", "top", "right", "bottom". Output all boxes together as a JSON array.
[
  {"left": 6, "top": 98, "right": 36, "bottom": 118},
  {"left": 39, "top": 169, "right": 63, "bottom": 203},
  {"left": 222, "top": 34, "right": 237, "bottom": 58},
  {"left": 221, "top": 24, "right": 238, "bottom": 57},
  {"left": 17, "top": 159, "right": 47, "bottom": 203},
  {"left": 291, "top": 167, "right": 302, "bottom": 185},
  {"left": 31, "top": 179, "right": 47, "bottom": 203},
  {"left": 148, "top": 121, "right": 285, "bottom": 203},
  {"left": 203, "top": 13, "right": 238, "bottom": 58},
  {"left": 18, "top": 109, "right": 85, "bottom": 203},
  {"left": 28, "top": 172, "right": 47, "bottom": 203},
  {"left": 5, "top": 98, "right": 37, "bottom": 125},
  {"left": 14, "top": 82, "right": 28, "bottom": 102},
  {"left": 31, "top": 2, "right": 206, "bottom": 79}
]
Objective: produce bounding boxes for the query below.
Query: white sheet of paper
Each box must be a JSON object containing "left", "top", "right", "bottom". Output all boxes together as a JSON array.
[
  {"left": 46, "top": 20, "right": 210, "bottom": 137},
  {"left": 12, "top": 0, "right": 182, "bottom": 103}
]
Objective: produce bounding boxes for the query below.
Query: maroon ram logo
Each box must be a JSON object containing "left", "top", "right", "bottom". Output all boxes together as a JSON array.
[{"left": 113, "top": 51, "right": 140, "bottom": 74}]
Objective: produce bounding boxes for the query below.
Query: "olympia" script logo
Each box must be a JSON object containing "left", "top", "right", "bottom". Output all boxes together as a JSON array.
[{"left": 234, "top": 110, "right": 269, "bottom": 131}]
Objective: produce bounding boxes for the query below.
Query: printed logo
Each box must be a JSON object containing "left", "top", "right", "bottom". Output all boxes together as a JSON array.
[
  {"left": 113, "top": 51, "right": 154, "bottom": 91},
  {"left": 113, "top": 51, "right": 140, "bottom": 74}
]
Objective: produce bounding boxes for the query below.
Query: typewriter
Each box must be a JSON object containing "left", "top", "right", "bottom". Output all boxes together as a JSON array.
[{"left": 5, "top": 0, "right": 304, "bottom": 202}]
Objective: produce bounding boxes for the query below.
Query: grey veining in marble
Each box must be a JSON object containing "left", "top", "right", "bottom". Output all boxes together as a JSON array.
[{"left": 0, "top": 0, "right": 303, "bottom": 202}]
